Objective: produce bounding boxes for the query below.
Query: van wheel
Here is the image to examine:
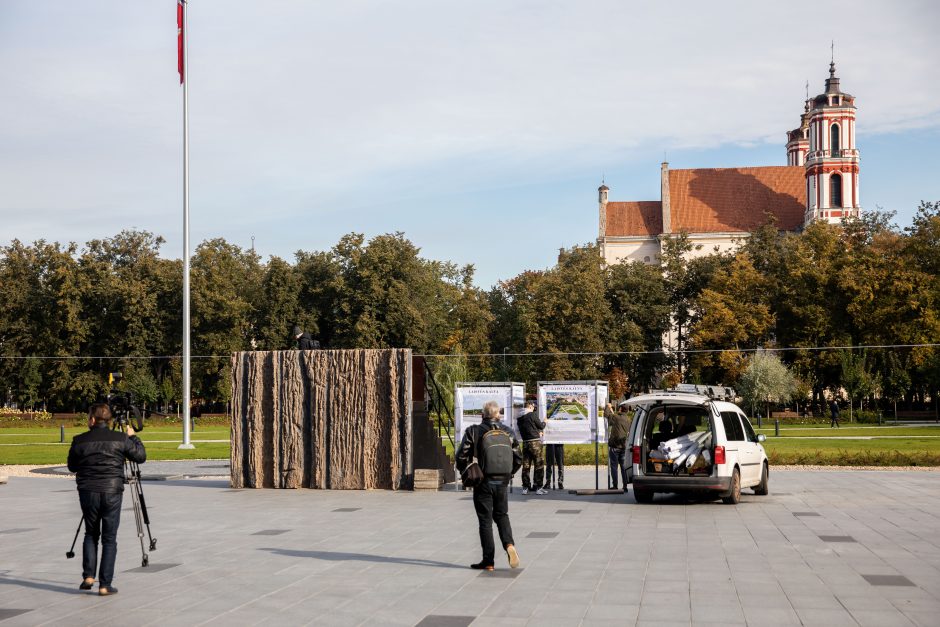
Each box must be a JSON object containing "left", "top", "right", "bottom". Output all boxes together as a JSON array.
[
  {"left": 634, "top": 489, "right": 654, "bottom": 504},
  {"left": 753, "top": 463, "right": 769, "bottom": 495},
  {"left": 722, "top": 469, "right": 741, "bottom": 504}
]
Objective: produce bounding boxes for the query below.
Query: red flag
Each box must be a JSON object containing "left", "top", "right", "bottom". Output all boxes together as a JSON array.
[{"left": 177, "top": 0, "right": 184, "bottom": 84}]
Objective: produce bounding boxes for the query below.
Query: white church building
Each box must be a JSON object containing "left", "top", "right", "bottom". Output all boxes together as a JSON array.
[{"left": 598, "top": 62, "right": 862, "bottom": 265}]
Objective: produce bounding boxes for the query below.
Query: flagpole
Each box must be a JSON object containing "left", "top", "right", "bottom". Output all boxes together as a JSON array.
[{"left": 179, "top": 0, "right": 194, "bottom": 450}]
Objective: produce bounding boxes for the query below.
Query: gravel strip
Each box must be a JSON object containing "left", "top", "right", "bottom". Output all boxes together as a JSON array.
[{"left": 0, "top": 464, "right": 72, "bottom": 478}]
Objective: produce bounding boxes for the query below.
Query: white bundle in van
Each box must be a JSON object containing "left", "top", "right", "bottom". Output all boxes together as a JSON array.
[
  {"left": 674, "top": 442, "right": 702, "bottom": 468},
  {"left": 702, "top": 449, "right": 711, "bottom": 464}
]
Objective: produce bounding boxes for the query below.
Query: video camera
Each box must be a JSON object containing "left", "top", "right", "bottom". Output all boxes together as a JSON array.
[{"left": 105, "top": 372, "right": 145, "bottom": 432}]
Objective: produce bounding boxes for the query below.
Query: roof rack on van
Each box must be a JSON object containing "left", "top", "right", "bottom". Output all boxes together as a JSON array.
[{"left": 648, "top": 383, "right": 736, "bottom": 401}]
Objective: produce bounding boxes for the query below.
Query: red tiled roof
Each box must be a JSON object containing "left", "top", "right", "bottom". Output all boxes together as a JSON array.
[
  {"left": 669, "top": 166, "right": 805, "bottom": 233},
  {"left": 605, "top": 201, "right": 662, "bottom": 237}
]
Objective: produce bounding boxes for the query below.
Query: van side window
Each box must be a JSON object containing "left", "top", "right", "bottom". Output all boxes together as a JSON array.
[
  {"left": 739, "top": 414, "right": 757, "bottom": 441},
  {"left": 720, "top": 411, "right": 745, "bottom": 441}
]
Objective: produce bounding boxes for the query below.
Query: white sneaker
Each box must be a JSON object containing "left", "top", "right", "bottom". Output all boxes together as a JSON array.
[
  {"left": 535, "top": 488, "right": 547, "bottom": 495},
  {"left": 521, "top": 488, "right": 529, "bottom": 495}
]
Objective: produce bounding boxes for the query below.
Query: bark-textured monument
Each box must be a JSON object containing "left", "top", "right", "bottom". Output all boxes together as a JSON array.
[{"left": 230, "top": 349, "right": 412, "bottom": 490}]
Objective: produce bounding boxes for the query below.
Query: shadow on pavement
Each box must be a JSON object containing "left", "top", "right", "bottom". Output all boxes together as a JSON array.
[
  {"left": 0, "top": 574, "right": 83, "bottom": 595},
  {"left": 259, "top": 548, "right": 464, "bottom": 570}
]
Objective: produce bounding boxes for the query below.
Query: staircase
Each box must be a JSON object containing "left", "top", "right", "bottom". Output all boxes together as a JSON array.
[{"left": 410, "top": 357, "right": 455, "bottom": 487}]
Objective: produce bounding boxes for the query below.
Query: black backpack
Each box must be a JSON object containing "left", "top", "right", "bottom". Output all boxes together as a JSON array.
[{"left": 479, "top": 425, "right": 514, "bottom": 476}]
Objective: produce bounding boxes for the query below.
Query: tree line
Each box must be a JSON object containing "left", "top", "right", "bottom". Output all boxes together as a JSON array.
[{"left": 1, "top": 202, "right": 938, "bottom": 414}]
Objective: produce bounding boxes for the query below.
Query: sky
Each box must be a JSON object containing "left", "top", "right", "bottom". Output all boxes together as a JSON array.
[{"left": 1, "top": 1, "right": 938, "bottom": 289}]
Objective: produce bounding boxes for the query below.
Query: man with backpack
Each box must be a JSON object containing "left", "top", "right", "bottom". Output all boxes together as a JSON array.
[{"left": 455, "top": 400, "right": 523, "bottom": 571}]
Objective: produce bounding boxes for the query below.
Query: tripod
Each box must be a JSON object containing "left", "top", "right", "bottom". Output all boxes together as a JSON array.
[{"left": 66, "top": 459, "right": 157, "bottom": 568}]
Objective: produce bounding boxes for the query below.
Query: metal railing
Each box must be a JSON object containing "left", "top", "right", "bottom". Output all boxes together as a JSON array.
[{"left": 423, "top": 360, "right": 454, "bottom": 451}]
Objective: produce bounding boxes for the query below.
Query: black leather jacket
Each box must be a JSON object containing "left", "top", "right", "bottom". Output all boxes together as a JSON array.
[
  {"left": 455, "top": 420, "right": 522, "bottom": 485},
  {"left": 67, "top": 424, "right": 147, "bottom": 493},
  {"left": 517, "top": 410, "right": 546, "bottom": 442}
]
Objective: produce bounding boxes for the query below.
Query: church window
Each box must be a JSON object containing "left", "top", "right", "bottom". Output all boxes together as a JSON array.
[
  {"left": 830, "top": 123, "right": 840, "bottom": 154},
  {"left": 830, "top": 173, "right": 842, "bottom": 207}
]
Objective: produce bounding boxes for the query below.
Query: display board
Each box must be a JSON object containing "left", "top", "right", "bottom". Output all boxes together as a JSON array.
[
  {"left": 538, "top": 381, "right": 609, "bottom": 444},
  {"left": 454, "top": 382, "right": 524, "bottom": 444}
]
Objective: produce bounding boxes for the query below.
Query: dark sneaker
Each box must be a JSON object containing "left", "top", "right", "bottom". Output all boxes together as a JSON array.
[
  {"left": 470, "top": 562, "right": 494, "bottom": 571},
  {"left": 506, "top": 544, "right": 520, "bottom": 568},
  {"left": 98, "top": 586, "right": 118, "bottom": 596},
  {"left": 79, "top": 578, "right": 94, "bottom": 590},
  {"left": 557, "top": 483, "right": 564, "bottom": 490}
]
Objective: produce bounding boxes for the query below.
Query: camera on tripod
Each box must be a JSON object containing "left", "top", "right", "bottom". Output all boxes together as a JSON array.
[{"left": 105, "top": 372, "right": 145, "bottom": 433}]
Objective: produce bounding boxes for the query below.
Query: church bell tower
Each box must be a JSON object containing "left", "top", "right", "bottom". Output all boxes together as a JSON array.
[{"left": 803, "top": 61, "right": 861, "bottom": 226}]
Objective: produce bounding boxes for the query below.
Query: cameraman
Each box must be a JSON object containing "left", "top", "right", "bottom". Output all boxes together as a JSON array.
[{"left": 67, "top": 403, "right": 146, "bottom": 596}]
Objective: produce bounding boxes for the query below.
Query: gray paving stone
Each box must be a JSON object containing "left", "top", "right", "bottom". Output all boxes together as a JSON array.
[
  {"left": 849, "top": 608, "right": 916, "bottom": 627},
  {"left": 3, "top": 469, "right": 940, "bottom": 626},
  {"left": 414, "top": 616, "right": 475, "bottom": 627},
  {"left": 862, "top": 574, "right": 915, "bottom": 586},
  {"left": 0, "top": 609, "right": 32, "bottom": 621}
]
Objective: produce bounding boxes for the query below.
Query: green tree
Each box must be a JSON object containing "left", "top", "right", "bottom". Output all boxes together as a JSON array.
[
  {"left": 191, "top": 239, "right": 262, "bottom": 403},
  {"left": 605, "top": 260, "right": 670, "bottom": 392},
  {"left": 688, "top": 252, "right": 773, "bottom": 385},
  {"left": 737, "top": 351, "right": 797, "bottom": 419},
  {"left": 839, "top": 349, "right": 878, "bottom": 422}
]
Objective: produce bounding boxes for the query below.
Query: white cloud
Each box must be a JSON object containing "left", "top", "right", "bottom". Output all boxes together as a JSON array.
[{"left": 0, "top": 0, "right": 938, "bottom": 284}]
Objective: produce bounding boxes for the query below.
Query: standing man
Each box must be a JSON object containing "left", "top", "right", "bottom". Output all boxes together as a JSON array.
[
  {"left": 293, "top": 325, "right": 321, "bottom": 350},
  {"left": 829, "top": 398, "right": 841, "bottom": 428},
  {"left": 607, "top": 402, "right": 631, "bottom": 491},
  {"left": 455, "top": 400, "right": 522, "bottom": 571},
  {"left": 516, "top": 399, "right": 547, "bottom": 495},
  {"left": 67, "top": 403, "right": 147, "bottom": 596},
  {"left": 544, "top": 442, "right": 565, "bottom": 491}
]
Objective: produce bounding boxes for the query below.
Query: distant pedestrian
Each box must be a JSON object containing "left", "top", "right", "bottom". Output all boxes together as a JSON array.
[
  {"left": 544, "top": 444, "right": 565, "bottom": 490},
  {"left": 607, "top": 402, "right": 631, "bottom": 491},
  {"left": 292, "top": 325, "right": 321, "bottom": 350},
  {"left": 455, "top": 400, "right": 522, "bottom": 571},
  {"left": 516, "top": 400, "right": 547, "bottom": 495},
  {"left": 829, "top": 399, "right": 841, "bottom": 428}
]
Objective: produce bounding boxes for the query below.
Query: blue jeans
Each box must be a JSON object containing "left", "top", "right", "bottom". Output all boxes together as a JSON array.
[
  {"left": 79, "top": 490, "right": 123, "bottom": 587},
  {"left": 608, "top": 447, "right": 627, "bottom": 489}
]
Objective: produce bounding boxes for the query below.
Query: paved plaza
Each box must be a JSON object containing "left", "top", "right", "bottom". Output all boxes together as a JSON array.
[{"left": 1, "top": 466, "right": 939, "bottom": 626}]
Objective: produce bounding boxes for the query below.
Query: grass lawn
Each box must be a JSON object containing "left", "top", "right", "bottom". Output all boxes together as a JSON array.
[
  {"left": 6, "top": 423, "right": 940, "bottom": 467},
  {"left": 0, "top": 425, "right": 230, "bottom": 465}
]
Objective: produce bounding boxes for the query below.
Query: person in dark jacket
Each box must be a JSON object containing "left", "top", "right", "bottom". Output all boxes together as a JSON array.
[
  {"left": 67, "top": 403, "right": 147, "bottom": 596},
  {"left": 829, "top": 398, "right": 841, "bottom": 428},
  {"left": 516, "top": 400, "right": 547, "bottom": 495},
  {"left": 606, "top": 402, "right": 631, "bottom": 491},
  {"left": 292, "top": 325, "right": 321, "bottom": 350},
  {"left": 543, "top": 443, "right": 565, "bottom": 490},
  {"left": 455, "top": 400, "right": 522, "bottom": 571}
]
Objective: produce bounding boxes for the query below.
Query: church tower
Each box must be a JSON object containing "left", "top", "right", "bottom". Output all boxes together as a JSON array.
[
  {"left": 786, "top": 98, "right": 810, "bottom": 166},
  {"left": 804, "top": 61, "right": 861, "bottom": 226}
]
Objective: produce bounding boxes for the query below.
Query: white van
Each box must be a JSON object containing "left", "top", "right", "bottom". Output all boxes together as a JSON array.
[{"left": 624, "top": 391, "right": 769, "bottom": 504}]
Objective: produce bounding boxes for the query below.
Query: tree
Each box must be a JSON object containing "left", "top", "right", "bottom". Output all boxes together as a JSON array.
[
  {"left": 18, "top": 357, "right": 41, "bottom": 410},
  {"left": 190, "top": 239, "right": 262, "bottom": 403},
  {"left": 737, "top": 351, "right": 797, "bottom": 419},
  {"left": 688, "top": 252, "right": 773, "bottom": 385},
  {"left": 605, "top": 260, "right": 670, "bottom": 392},
  {"left": 660, "top": 233, "right": 731, "bottom": 375},
  {"left": 839, "top": 349, "right": 878, "bottom": 422}
]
